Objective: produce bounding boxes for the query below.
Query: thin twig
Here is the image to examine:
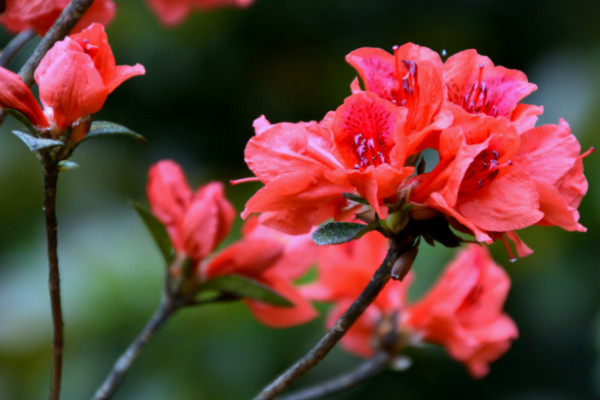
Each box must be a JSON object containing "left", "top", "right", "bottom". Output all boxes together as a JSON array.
[
  {"left": 278, "top": 352, "right": 391, "bottom": 400},
  {"left": 0, "top": 28, "right": 36, "bottom": 68},
  {"left": 18, "top": 0, "right": 94, "bottom": 85},
  {"left": 253, "top": 235, "right": 414, "bottom": 400},
  {"left": 92, "top": 296, "right": 184, "bottom": 400},
  {"left": 42, "top": 157, "right": 63, "bottom": 400}
]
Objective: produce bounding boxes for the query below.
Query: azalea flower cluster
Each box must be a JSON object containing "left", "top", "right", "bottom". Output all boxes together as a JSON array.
[
  {"left": 242, "top": 43, "right": 591, "bottom": 257},
  {"left": 147, "top": 160, "right": 517, "bottom": 377}
]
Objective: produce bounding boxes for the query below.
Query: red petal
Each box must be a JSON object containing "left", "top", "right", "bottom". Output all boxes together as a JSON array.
[
  {"left": 35, "top": 38, "right": 107, "bottom": 129},
  {"left": 0, "top": 67, "right": 48, "bottom": 127}
]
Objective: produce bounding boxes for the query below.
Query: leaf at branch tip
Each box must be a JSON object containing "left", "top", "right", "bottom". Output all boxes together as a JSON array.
[
  {"left": 57, "top": 160, "right": 79, "bottom": 172},
  {"left": 130, "top": 200, "right": 173, "bottom": 264},
  {"left": 198, "top": 275, "right": 293, "bottom": 307},
  {"left": 12, "top": 130, "right": 63, "bottom": 152},
  {"left": 83, "top": 121, "right": 147, "bottom": 145},
  {"left": 5, "top": 108, "right": 39, "bottom": 135},
  {"left": 311, "top": 221, "right": 374, "bottom": 245}
]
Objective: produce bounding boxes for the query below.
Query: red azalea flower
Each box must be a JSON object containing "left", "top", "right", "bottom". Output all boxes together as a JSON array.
[
  {"left": 346, "top": 42, "right": 452, "bottom": 152},
  {"left": 444, "top": 49, "right": 543, "bottom": 132},
  {"left": 242, "top": 92, "right": 413, "bottom": 234},
  {"left": 406, "top": 244, "right": 518, "bottom": 378},
  {"left": 35, "top": 23, "right": 145, "bottom": 131},
  {"left": 409, "top": 113, "right": 544, "bottom": 245},
  {"left": 147, "top": 160, "right": 235, "bottom": 261},
  {"left": 0, "top": 24, "right": 145, "bottom": 135},
  {"left": 512, "top": 120, "right": 591, "bottom": 232},
  {"left": 0, "top": 0, "right": 115, "bottom": 35},
  {"left": 202, "top": 218, "right": 318, "bottom": 328},
  {"left": 145, "top": 0, "right": 253, "bottom": 27}
]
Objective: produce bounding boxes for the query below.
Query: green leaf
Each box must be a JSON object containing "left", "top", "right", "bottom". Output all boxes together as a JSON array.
[
  {"left": 12, "top": 130, "right": 62, "bottom": 152},
  {"left": 5, "top": 108, "right": 39, "bottom": 135},
  {"left": 83, "top": 121, "right": 147, "bottom": 145},
  {"left": 57, "top": 160, "right": 79, "bottom": 172},
  {"left": 130, "top": 200, "right": 173, "bottom": 263},
  {"left": 342, "top": 192, "right": 369, "bottom": 205},
  {"left": 198, "top": 275, "right": 293, "bottom": 307},
  {"left": 311, "top": 221, "right": 374, "bottom": 245}
]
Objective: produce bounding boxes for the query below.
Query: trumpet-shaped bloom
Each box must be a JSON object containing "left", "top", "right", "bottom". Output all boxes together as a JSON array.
[
  {"left": 147, "top": 160, "right": 235, "bottom": 261},
  {"left": 409, "top": 113, "right": 544, "bottom": 243},
  {"left": 243, "top": 92, "right": 414, "bottom": 234},
  {"left": 406, "top": 244, "right": 518, "bottom": 378},
  {"left": 512, "top": 120, "right": 589, "bottom": 232},
  {"left": 346, "top": 42, "right": 452, "bottom": 152},
  {"left": 0, "top": 0, "right": 115, "bottom": 35},
  {"left": 444, "top": 49, "right": 542, "bottom": 132},
  {"left": 35, "top": 23, "right": 145, "bottom": 131},
  {"left": 145, "top": 0, "right": 254, "bottom": 26},
  {"left": 202, "top": 218, "right": 318, "bottom": 327}
]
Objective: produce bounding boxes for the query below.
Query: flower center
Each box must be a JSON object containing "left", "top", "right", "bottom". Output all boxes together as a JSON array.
[
  {"left": 351, "top": 132, "right": 390, "bottom": 169},
  {"left": 461, "top": 64, "right": 498, "bottom": 117},
  {"left": 392, "top": 47, "right": 419, "bottom": 111},
  {"left": 460, "top": 149, "right": 511, "bottom": 192}
]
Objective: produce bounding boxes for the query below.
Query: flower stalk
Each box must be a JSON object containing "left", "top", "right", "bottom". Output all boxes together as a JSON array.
[
  {"left": 92, "top": 291, "right": 187, "bottom": 400},
  {"left": 41, "top": 153, "right": 63, "bottom": 400}
]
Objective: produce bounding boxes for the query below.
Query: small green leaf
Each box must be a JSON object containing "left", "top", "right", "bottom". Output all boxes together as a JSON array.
[
  {"left": 12, "top": 130, "right": 62, "bottom": 152},
  {"left": 342, "top": 192, "right": 369, "bottom": 205},
  {"left": 57, "top": 160, "right": 79, "bottom": 172},
  {"left": 83, "top": 121, "right": 147, "bottom": 145},
  {"left": 130, "top": 200, "right": 173, "bottom": 263},
  {"left": 5, "top": 108, "right": 39, "bottom": 135},
  {"left": 311, "top": 221, "right": 374, "bottom": 245},
  {"left": 198, "top": 275, "right": 293, "bottom": 307}
]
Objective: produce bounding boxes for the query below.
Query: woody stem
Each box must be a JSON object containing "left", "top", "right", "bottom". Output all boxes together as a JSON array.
[
  {"left": 252, "top": 234, "right": 413, "bottom": 400},
  {"left": 0, "top": 28, "right": 36, "bottom": 68},
  {"left": 277, "top": 351, "right": 392, "bottom": 400},
  {"left": 42, "top": 157, "right": 63, "bottom": 400}
]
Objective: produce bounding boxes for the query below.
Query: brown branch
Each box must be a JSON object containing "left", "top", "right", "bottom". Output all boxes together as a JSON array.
[
  {"left": 41, "top": 156, "right": 63, "bottom": 400},
  {"left": 252, "top": 234, "right": 415, "bottom": 400},
  {"left": 278, "top": 352, "right": 392, "bottom": 400},
  {"left": 0, "top": 28, "right": 36, "bottom": 68},
  {"left": 91, "top": 294, "right": 188, "bottom": 400}
]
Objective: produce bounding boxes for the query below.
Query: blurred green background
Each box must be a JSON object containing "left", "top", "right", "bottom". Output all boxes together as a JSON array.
[{"left": 1, "top": 0, "right": 599, "bottom": 399}]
